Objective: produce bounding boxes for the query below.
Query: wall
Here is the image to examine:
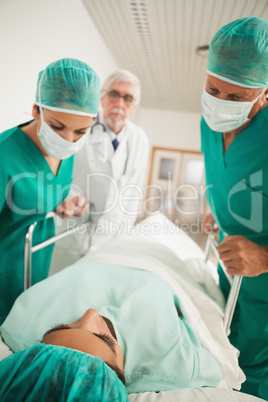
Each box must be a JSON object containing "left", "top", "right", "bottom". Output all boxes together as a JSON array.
[
  {"left": 0, "top": 0, "right": 119, "bottom": 132},
  {"left": 132, "top": 107, "right": 202, "bottom": 152}
]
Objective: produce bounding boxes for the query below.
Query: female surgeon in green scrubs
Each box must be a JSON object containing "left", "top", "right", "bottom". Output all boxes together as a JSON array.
[
  {"left": 201, "top": 18, "right": 268, "bottom": 400},
  {"left": 0, "top": 58, "right": 100, "bottom": 324}
]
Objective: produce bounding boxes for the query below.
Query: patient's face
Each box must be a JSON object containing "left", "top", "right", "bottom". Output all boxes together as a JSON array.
[{"left": 41, "top": 309, "right": 123, "bottom": 371}]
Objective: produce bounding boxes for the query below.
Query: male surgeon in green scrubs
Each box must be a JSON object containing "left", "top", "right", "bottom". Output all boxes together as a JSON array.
[{"left": 201, "top": 17, "right": 268, "bottom": 400}]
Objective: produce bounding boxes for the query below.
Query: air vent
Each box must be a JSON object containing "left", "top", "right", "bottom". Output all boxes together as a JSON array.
[{"left": 128, "top": 0, "right": 158, "bottom": 74}]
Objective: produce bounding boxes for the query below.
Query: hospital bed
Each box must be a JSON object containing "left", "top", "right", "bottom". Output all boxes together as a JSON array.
[
  {"left": 0, "top": 214, "right": 264, "bottom": 402},
  {"left": 24, "top": 212, "right": 242, "bottom": 335}
]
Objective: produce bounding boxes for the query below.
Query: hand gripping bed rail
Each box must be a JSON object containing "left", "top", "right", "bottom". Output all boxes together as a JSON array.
[
  {"left": 204, "top": 233, "right": 243, "bottom": 336},
  {"left": 24, "top": 212, "right": 91, "bottom": 291}
]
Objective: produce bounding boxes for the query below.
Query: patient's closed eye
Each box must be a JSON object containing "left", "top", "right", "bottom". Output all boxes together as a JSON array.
[
  {"left": 43, "top": 324, "right": 71, "bottom": 338},
  {"left": 42, "top": 324, "right": 117, "bottom": 350},
  {"left": 96, "top": 333, "right": 116, "bottom": 345},
  {"left": 51, "top": 323, "right": 66, "bottom": 329},
  {"left": 94, "top": 333, "right": 117, "bottom": 354}
]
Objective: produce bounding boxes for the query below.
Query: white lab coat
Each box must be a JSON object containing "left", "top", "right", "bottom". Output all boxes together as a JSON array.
[{"left": 49, "top": 111, "right": 150, "bottom": 274}]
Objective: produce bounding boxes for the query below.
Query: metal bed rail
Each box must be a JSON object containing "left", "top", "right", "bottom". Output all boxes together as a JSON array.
[
  {"left": 204, "top": 233, "right": 243, "bottom": 336},
  {"left": 24, "top": 212, "right": 91, "bottom": 291}
]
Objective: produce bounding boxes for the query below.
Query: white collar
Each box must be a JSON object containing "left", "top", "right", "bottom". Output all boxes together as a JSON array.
[{"left": 106, "top": 124, "right": 127, "bottom": 142}]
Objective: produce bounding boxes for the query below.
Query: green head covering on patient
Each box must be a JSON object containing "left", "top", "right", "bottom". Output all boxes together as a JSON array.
[
  {"left": 207, "top": 17, "right": 268, "bottom": 88},
  {"left": 0, "top": 343, "right": 129, "bottom": 402}
]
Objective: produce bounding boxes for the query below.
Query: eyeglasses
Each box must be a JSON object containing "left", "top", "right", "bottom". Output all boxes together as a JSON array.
[{"left": 105, "top": 90, "right": 136, "bottom": 106}]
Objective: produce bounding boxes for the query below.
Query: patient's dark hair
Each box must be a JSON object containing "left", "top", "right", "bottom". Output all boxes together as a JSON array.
[{"left": 105, "top": 362, "right": 126, "bottom": 385}]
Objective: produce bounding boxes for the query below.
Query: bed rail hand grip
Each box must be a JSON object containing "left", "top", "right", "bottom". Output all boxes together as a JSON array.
[
  {"left": 204, "top": 234, "right": 233, "bottom": 285},
  {"left": 204, "top": 233, "right": 214, "bottom": 263},
  {"left": 204, "top": 234, "right": 242, "bottom": 335},
  {"left": 223, "top": 275, "right": 243, "bottom": 335},
  {"left": 24, "top": 222, "right": 37, "bottom": 290}
]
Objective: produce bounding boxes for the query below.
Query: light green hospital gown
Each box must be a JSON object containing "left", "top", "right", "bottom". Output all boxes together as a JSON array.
[
  {"left": 0, "top": 123, "right": 73, "bottom": 324},
  {"left": 201, "top": 106, "right": 268, "bottom": 400}
]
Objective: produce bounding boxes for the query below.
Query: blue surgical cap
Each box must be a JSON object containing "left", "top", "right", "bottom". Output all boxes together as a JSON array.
[
  {"left": 0, "top": 344, "right": 129, "bottom": 402},
  {"left": 207, "top": 17, "right": 268, "bottom": 88},
  {"left": 35, "top": 58, "right": 101, "bottom": 116}
]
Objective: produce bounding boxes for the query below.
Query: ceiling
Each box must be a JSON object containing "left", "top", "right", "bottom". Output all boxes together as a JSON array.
[{"left": 83, "top": 0, "right": 268, "bottom": 113}]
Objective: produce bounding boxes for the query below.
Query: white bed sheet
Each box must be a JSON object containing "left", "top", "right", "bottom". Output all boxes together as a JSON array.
[
  {"left": 0, "top": 335, "right": 12, "bottom": 361},
  {"left": 129, "top": 388, "right": 266, "bottom": 402}
]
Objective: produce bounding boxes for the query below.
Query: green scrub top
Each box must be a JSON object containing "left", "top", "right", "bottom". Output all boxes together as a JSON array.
[
  {"left": 201, "top": 106, "right": 268, "bottom": 400},
  {"left": 0, "top": 123, "right": 73, "bottom": 324}
]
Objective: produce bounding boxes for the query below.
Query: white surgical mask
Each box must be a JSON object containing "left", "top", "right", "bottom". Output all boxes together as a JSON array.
[
  {"left": 37, "top": 120, "right": 88, "bottom": 159},
  {"left": 201, "top": 89, "right": 265, "bottom": 133}
]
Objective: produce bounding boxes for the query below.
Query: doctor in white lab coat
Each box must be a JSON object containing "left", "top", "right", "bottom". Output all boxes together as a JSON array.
[{"left": 50, "top": 70, "right": 150, "bottom": 273}]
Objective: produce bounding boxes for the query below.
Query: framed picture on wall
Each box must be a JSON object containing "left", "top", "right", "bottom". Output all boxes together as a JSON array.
[
  {"left": 148, "top": 148, "right": 182, "bottom": 189},
  {"left": 146, "top": 147, "right": 183, "bottom": 215},
  {"left": 178, "top": 152, "right": 205, "bottom": 186},
  {"left": 146, "top": 147, "right": 207, "bottom": 220}
]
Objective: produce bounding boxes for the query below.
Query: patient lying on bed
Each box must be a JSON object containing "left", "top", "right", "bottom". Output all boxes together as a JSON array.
[{"left": 0, "top": 252, "right": 243, "bottom": 396}]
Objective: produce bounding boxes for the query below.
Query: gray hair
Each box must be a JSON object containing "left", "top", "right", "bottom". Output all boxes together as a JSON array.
[{"left": 101, "top": 69, "right": 141, "bottom": 105}]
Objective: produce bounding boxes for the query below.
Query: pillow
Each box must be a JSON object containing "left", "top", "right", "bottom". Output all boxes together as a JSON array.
[
  {"left": 1, "top": 261, "right": 222, "bottom": 393},
  {"left": 0, "top": 334, "right": 12, "bottom": 361},
  {"left": 129, "top": 388, "right": 265, "bottom": 402}
]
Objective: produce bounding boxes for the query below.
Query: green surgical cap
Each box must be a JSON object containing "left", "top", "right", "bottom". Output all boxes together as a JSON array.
[
  {"left": 0, "top": 344, "right": 129, "bottom": 402},
  {"left": 35, "top": 58, "right": 101, "bottom": 116},
  {"left": 207, "top": 17, "right": 268, "bottom": 88}
]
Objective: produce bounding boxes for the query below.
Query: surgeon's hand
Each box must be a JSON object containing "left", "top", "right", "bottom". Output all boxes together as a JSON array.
[
  {"left": 55, "top": 196, "right": 88, "bottom": 218},
  {"left": 203, "top": 213, "right": 219, "bottom": 234},
  {"left": 218, "top": 235, "right": 268, "bottom": 277}
]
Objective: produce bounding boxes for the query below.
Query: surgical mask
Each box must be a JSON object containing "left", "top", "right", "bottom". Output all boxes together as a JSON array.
[
  {"left": 36, "top": 70, "right": 89, "bottom": 159},
  {"left": 37, "top": 112, "right": 89, "bottom": 159},
  {"left": 201, "top": 89, "right": 265, "bottom": 132}
]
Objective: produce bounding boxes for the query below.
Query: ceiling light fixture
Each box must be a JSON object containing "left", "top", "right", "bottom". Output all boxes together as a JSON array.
[{"left": 196, "top": 45, "right": 209, "bottom": 57}]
